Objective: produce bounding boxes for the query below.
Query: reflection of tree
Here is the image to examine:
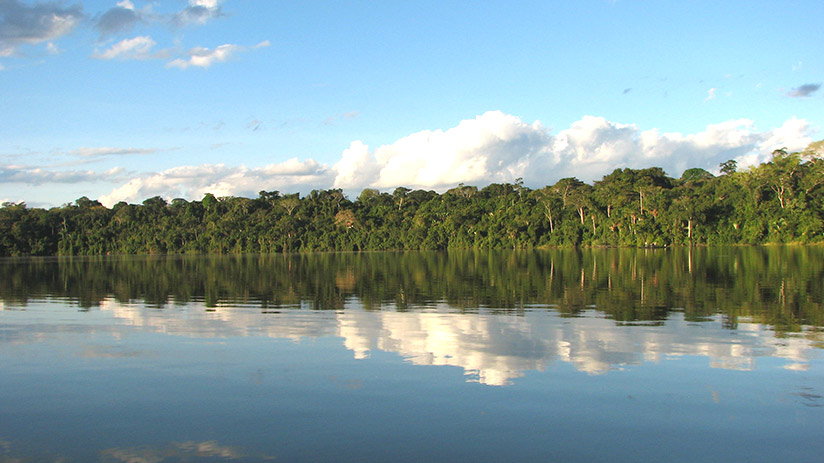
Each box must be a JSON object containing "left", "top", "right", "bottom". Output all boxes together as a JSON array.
[
  {"left": 4, "top": 252, "right": 820, "bottom": 385},
  {"left": 1, "top": 248, "right": 822, "bottom": 335}
]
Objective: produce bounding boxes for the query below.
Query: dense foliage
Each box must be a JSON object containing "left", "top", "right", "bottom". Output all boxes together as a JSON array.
[{"left": 2, "top": 142, "right": 823, "bottom": 256}]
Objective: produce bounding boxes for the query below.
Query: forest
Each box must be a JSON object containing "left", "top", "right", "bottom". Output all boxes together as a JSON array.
[{"left": 1, "top": 142, "right": 823, "bottom": 256}]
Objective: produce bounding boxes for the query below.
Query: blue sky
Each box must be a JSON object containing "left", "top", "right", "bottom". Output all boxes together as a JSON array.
[{"left": 1, "top": 0, "right": 822, "bottom": 207}]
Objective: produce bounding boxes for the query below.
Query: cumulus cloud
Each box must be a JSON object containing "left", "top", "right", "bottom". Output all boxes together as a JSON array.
[
  {"left": 95, "top": 0, "right": 224, "bottom": 34},
  {"left": 332, "top": 112, "right": 816, "bottom": 190},
  {"left": 90, "top": 112, "right": 817, "bottom": 205},
  {"left": 95, "top": 1, "right": 142, "bottom": 37},
  {"left": 632, "top": 120, "right": 768, "bottom": 175},
  {"left": 166, "top": 43, "right": 242, "bottom": 69},
  {"left": 756, "top": 117, "right": 813, "bottom": 156},
  {"left": 334, "top": 111, "right": 552, "bottom": 190},
  {"left": 0, "top": 0, "right": 84, "bottom": 54},
  {"left": 173, "top": 0, "right": 223, "bottom": 26},
  {"left": 334, "top": 141, "right": 380, "bottom": 189},
  {"left": 96, "top": 0, "right": 227, "bottom": 36},
  {"left": 786, "top": 83, "right": 821, "bottom": 98},
  {"left": 92, "top": 36, "right": 163, "bottom": 60},
  {"left": 99, "top": 159, "right": 333, "bottom": 206}
]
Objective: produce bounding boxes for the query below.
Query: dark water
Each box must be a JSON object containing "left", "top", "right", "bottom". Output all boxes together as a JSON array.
[{"left": 1, "top": 248, "right": 822, "bottom": 462}]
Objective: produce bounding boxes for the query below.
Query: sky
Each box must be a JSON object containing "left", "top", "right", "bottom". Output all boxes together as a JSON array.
[{"left": 1, "top": 0, "right": 822, "bottom": 207}]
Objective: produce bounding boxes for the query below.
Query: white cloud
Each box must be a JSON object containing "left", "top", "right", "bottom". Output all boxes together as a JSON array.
[
  {"left": 756, "top": 117, "right": 813, "bottom": 158},
  {"left": 254, "top": 40, "right": 271, "bottom": 49},
  {"left": 334, "top": 141, "right": 380, "bottom": 189},
  {"left": 704, "top": 88, "right": 716, "bottom": 102},
  {"left": 174, "top": 0, "right": 223, "bottom": 26},
  {"left": 92, "top": 36, "right": 162, "bottom": 60},
  {"left": 262, "top": 157, "right": 326, "bottom": 176},
  {"left": 632, "top": 120, "right": 765, "bottom": 175},
  {"left": 166, "top": 43, "right": 241, "bottom": 69},
  {"left": 91, "top": 113, "right": 818, "bottom": 205},
  {"left": 99, "top": 160, "right": 333, "bottom": 206},
  {"left": 330, "top": 112, "right": 816, "bottom": 189},
  {"left": 334, "top": 111, "right": 552, "bottom": 190},
  {"left": 93, "top": 37, "right": 265, "bottom": 67},
  {"left": 550, "top": 115, "right": 639, "bottom": 168},
  {"left": 191, "top": 0, "right": 221, "bottom": 9},
  {"left": 96, "top": 0, "right": 224, "bottom": 36},
  {"left": 0, "top": 165, "right": 126, "bottom": 185}
]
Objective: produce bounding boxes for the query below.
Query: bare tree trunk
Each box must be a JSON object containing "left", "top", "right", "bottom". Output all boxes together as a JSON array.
[
  {"left": 639, "top": 190, "right": 644, "bottom": 215},
  {"left": 542, "top": 202, "right": 554, "bottom": 233}
]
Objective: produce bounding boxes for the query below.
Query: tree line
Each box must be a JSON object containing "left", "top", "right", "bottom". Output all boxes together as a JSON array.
[{"left": 1, "top": 142, "right": 823, "bottom": 256}]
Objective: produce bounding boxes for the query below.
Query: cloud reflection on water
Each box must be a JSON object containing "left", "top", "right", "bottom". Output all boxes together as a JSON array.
[
  {"left": 2, "top": 296, "right": 820, "bottom": 386},
  {"left": 0, "top": 439, "right": 273, "bottom": 463},
  {"left": 88, "top": 298, "right": 823, "bottom": 386},
  {"left": 99, "top": 440, "right": 275, "bottom": 462}
]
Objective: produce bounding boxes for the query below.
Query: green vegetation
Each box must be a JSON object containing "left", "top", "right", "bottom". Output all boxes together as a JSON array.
[{"left": 2, "top": 142, "right": 823, "bottom": 256}]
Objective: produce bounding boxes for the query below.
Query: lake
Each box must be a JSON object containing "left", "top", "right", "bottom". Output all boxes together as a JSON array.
[{"left": 1, "top": 248, "right": 822, "bottom": 462}]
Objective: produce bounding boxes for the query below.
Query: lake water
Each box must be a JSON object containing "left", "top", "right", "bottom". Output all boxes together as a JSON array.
[{"left": 1, "top": 248, "right": 822, "bottom": 462}]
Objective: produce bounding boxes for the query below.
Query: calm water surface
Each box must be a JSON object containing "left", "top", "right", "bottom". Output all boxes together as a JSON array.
[{"left": 1, "top": 248, "right": 822, "bottom": 462}]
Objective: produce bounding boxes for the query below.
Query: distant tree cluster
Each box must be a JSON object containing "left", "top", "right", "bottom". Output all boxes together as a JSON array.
[{"left": 1, "top": 142, "right": 823, "bottom": 256}]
